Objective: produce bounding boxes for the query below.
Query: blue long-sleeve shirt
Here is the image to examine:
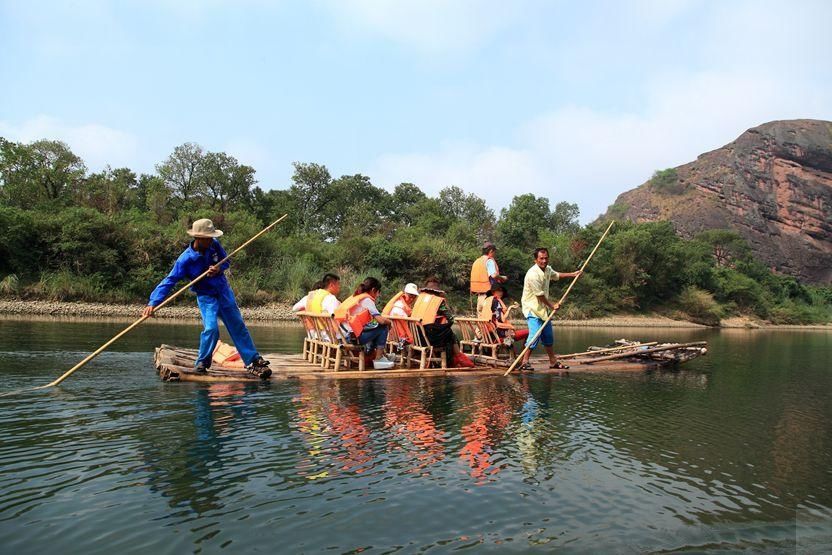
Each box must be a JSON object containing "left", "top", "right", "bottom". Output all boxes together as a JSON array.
[{"left": 148, "top": 239, "right": 232, "bottom": 306}]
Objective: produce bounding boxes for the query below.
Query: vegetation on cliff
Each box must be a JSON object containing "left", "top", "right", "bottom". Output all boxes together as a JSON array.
[{"left": 1, "top": 137, "right": 829, "bottom": 324}]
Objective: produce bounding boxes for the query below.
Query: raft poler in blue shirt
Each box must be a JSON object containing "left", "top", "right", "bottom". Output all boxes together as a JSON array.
[{"left": 142, "top": 218, "right": 271, "bottom": 378}]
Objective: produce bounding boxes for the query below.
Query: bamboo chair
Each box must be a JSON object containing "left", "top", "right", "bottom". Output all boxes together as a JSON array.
[
  {"left": 298, "top": 312, "right": 365, "bottom": 371},
  {"left": 456, "top": 316, "right": 510, "bottom": 366},
  {"left": 319, "top": 314, "right": 366, "bottom": 371},
  {"left": 296, "top": 311, "right": 326, "bottom": 363},
  {"left": 396, "top": 317, "right": 447, "bottom": 369},
  {"left": 386, "top": 316, "right": 413, "bottom": 366}
]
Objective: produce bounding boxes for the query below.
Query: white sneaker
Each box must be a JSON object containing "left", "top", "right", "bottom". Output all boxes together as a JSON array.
[{"left": 373, "top": 357, "right": 394, "bottom": 370}]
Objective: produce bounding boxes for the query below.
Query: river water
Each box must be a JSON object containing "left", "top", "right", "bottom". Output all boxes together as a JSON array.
[{"left": 0, "top": 318, "right": 830, "bottom": 553}]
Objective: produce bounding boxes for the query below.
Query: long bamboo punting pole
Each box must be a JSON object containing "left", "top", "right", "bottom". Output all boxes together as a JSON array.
[
  {"left": 1, "top": 214, "right": 288, "bottom": 396},
  {"left": 503, "top": 221, "right": 614, "bottom": 376}
]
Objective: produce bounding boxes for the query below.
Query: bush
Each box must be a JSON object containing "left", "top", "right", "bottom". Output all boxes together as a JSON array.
[
  {"left": 649, "top": 168, "right": 684, "bottom": 195},
  {"left": 0, "top": 274, "right": 19, "bottom": 295},
  {"left": 676, "top": 286, "right": 722, "bottom": 326},
  {"left": 768, "top": 301, "right": 830, "bottom": 325},
  {"left": 712, "top": 267, "right": 767, "bottom": 312}
]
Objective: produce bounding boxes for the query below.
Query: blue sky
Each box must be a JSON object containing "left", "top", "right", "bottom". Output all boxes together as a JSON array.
[{"left": 1, "top": 0, "right": 830, "bottom": 222}]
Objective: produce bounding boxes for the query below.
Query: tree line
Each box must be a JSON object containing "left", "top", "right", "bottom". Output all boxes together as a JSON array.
[{"left": 0, "top": 137, "right": 829, "bottom": 325}]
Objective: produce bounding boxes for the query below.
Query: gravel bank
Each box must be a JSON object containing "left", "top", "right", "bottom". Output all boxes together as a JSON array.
[
  {"left": 0, "top": 299, "right": 705, "bottom": 327},
  {"left": 1, "top": 300, "right": 827, "bottom": 329},
  {"left": 0, "top": 299, "right": 294, "bottom": 321}
]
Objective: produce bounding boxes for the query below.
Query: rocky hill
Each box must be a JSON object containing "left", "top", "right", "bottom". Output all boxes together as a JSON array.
[{"left": 606, "top": 119, "right": 832, "bottom": 283}]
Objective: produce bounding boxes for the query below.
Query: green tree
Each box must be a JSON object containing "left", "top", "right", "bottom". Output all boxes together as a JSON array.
[
  {"left": 77, "top": 167, "right": 138, "bottom": 214},
  {"left": 497, "top": 195, "right": 580, "bottom": 252},
  {"left": 289, "top": 162, "right": 331, "bottom": 235},
  {"left": 202, "top": 152, "right": 256, "bottom": 215},
  {"left": 156, "top": 142, "right": 206, "bottom": 206},
  {"left": 0, "top": 138, "right": 86, "bottom": 207},
  {"left": 695, "top": 229, "right": 751, "bottom": 267},
  {"left": 320, "top": 174, "right": 391, "bottom": 239},
  {"left": 438, "top": 186, "right": 495, "bottom": 242}
]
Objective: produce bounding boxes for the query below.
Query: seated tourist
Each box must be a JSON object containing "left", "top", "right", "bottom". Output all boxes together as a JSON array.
[
  {"left": 482, "top": 285, "right": 529, "bottom": 354},
  {"left": 292, "top": 273, "right": 341, "bottom": 314},
  {"left": 411, "top": 277, "right": 475, "bottom": 368},
  {"left": 334, "top": 277, "right": 394, "bottom": 368},
  {"left": 382, "top": 282, "right": 419, "bottom": 344}
]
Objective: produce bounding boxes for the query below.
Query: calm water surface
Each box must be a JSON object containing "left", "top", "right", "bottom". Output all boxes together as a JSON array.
[{"left": 0, "top": 318, "right": 830, "bottom": 553}]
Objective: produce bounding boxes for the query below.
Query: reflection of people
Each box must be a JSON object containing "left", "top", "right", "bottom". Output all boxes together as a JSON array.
[
  {"left": 518, "top": 247, "right": 582, "bottom": 371},
  {"left": 458, "top": 382, "right": 515, "bottom": 483},
  {"left": 383, "top": 381, "right": 444, "bottom": 473},
  {"left": 143, "top": 218, "right": 270, "bottom": 378}
]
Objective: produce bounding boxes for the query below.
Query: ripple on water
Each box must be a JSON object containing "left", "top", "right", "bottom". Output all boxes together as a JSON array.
[{"left": 1, "top": 326, "right": 831, "bottom": 553}]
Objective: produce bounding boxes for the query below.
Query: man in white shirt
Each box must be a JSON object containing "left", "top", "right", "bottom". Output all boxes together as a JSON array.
[
  {"left": 518, "top": 247, "right": 581, "bottom": 370},
  {"left": 292, "top": 273, "right": 341, "bottom": 314}
]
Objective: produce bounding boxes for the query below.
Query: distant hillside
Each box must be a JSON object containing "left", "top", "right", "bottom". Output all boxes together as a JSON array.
[{"left": 604, "top": 119, "right": 832, "bottom": 283}]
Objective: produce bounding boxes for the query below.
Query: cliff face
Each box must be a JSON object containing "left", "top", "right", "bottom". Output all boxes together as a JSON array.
[{"left": 608, "top": 119, "right": 832, "bottom": 283}]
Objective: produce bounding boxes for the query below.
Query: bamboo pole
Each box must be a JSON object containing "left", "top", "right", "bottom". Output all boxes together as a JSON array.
[
  {"left": 503, "top": 221, "right": 615, "bottom": 376},
  {"left": 580, "top": 341, "right": 707, "bottom": 364},
  {"left": 558, "top": 341, "right": 658, "bottom": 360},
  {"left": 1, "top": 214, "right": 287, "bottom": 396}
]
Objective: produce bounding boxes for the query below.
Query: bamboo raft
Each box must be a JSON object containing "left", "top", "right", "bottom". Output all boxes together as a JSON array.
[{"left": 154, "top": 340, "right": 708, "bottom": 382}]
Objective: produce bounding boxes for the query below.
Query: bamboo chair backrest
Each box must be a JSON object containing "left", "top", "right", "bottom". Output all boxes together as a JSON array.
[
  {"left": 390, "top": 317, "right": 430, "bottom": 348},
  {"left": 387, "top": 316, "right": 412, "bottom": 343},
  {"left": 298, "top": 312, "right": 341, "bottom": 344},
  {"left": 454, "top": 317, "right": 480, "bottom": 344},
  {"left": 457, "top": 316, "right": 501, "bottom": 346},
  {"left": 296, "top": 311, "right": 321, "bottom": 340}
]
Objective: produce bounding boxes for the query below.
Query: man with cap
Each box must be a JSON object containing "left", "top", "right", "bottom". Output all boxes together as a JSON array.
[
  {"left": 142, "top": 218, "right": 271, "bottom": 378},
  {"left": 470, "top": 241, "right": 506, "bottom": 314}
]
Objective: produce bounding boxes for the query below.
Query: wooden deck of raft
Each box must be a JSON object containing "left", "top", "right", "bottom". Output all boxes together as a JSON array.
[{"left": 154, "top": 341, "right": 708, "bottom": 382}]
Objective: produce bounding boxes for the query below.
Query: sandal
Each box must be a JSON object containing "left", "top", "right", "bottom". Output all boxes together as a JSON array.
[
  {"left": 518, "top": 363, "right": 535, "bottom": 372},
  {"left": 549, "top": 361, "right": 569, "bottom": 369}
]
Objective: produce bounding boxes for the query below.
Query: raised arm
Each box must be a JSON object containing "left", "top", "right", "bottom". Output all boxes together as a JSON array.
[{"left": 143, "top": 257, "right": 187, "bottom": 316}]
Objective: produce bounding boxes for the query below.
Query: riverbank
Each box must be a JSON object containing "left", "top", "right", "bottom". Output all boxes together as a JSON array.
[{"left": 1, "top": 299, "right": 829, "bottom": 329}]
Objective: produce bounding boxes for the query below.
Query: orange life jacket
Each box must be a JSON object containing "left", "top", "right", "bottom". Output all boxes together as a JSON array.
[
  {"left": 382, "top": 292, "right": 413, "bottom": 341},
  {"left": 334, "top": 293, "right": 374, "bottom": 335},
  {"left": 382, "top": 291, "right": 404, "bottom": 316},
  {"left": 411, "top": 292, "right": 446, "bottom": 325},
  {"left": 470, "top": 255, "right": 498, "bottom": 293},
  {"left": 480, "top": 296, "right": 514, "bottom": 330}
]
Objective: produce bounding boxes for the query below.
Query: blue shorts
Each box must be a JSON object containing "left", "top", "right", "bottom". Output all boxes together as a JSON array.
[{"left": 525, "top": 316, "right": 553, "bottom": 350}]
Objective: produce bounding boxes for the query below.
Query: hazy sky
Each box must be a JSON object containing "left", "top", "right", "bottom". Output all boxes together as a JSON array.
[{"left": 1, "top": 0, "right": 830, "bottom": 222}]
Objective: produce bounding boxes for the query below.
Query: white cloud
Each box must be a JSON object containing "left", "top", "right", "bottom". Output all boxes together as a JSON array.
[
  {"left": 368, "top": 69, "right": 830, "bottom": 223},
  {"left": 0, "top": 115, "right": 140, "bottom": 172},
  {"left": 322, "top": 0, "right": 522, "bottom": 54}
]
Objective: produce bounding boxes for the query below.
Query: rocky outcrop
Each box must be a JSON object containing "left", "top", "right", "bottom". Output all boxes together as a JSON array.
[{"left": 607, "top": 119, "right": 832, "bottom": 283}]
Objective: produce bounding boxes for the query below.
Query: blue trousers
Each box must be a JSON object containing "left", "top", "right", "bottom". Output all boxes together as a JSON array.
[
  {"left": 359, "top": 325, "right": 389, "bottom": 352},
  {"left": 195, "top": 289, "right": 259, "bottom": 367},
  {"left": 525, "top": 316, "right": 554, "bottom": 350}
]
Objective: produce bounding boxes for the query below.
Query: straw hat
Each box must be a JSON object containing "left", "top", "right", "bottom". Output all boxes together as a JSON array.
[
  {"left": 404, "top": 283, "right": 419, "bottom": 295},
  {"left": 187, "top": 218, "right": 223, "bottom": 238}
]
